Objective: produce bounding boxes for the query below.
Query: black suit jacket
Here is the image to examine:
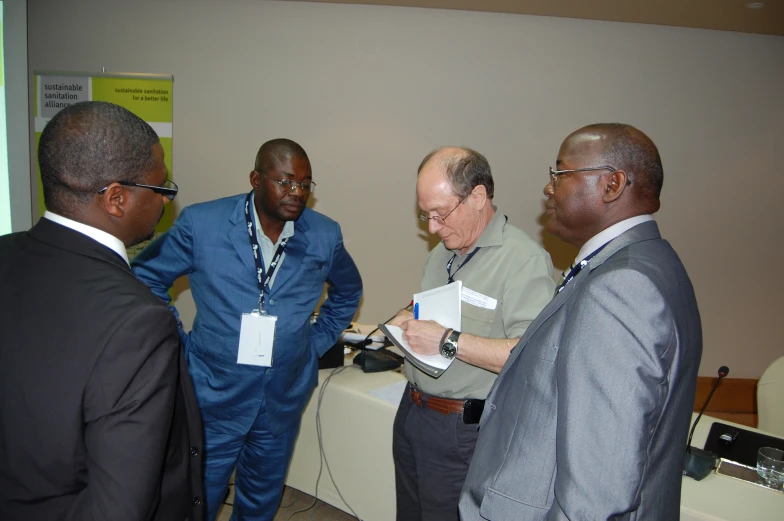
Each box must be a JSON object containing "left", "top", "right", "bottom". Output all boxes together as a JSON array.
[{"left": 0, "top": 219, "right": 204, "bottom": 521}]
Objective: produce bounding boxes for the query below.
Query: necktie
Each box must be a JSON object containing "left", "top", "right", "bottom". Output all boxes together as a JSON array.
[
  {"left": 556, "top": 263, "right": 574, "bottom": 289},
  {"left": 555, "top": 262, "right": 583, "bottom": 295}
]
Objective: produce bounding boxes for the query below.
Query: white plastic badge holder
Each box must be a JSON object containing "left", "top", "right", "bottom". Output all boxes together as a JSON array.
[{"left": 237, "top": 312, "right": 276, "bottom": 367}]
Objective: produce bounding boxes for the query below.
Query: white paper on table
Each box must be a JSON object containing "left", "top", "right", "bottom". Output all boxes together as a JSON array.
[
  {"left": 341, "top": 331, "right": 386, "bottom": 344},
  {"left": 341, "top": 322, "right": 386, "bottom": 344},
  {"left": 368, "top": 379, "right": 408, "bottom": 406}
]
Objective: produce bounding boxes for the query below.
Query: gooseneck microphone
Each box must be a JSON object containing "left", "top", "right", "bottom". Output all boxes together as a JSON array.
[
  {"left": 687, "top": 366, "right": 729, "bottom": 451},
  {"left": 683, "top": 365, "right": 729, "bottom": 480}
]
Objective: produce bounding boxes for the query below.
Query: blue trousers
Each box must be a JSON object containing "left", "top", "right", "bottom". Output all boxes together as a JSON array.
[{"left": 203, "top": 397, "right": 300, "bottom": 521}]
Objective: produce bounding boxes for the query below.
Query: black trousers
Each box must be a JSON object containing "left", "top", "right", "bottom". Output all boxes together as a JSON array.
[{"left": 392, "top": 384, "right": 479, "bottom": 521}]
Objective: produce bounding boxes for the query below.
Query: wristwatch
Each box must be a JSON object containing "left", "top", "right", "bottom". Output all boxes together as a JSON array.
[{"left": 440, "top": 329, "right": 460, "bottom": 359}]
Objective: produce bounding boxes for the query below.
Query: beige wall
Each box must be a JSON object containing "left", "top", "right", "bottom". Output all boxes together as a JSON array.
[{"left": 26, "top": 0, "right": 784, "bottom": 378}]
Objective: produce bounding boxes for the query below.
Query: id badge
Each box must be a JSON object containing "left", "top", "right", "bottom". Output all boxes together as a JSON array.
[{"left": 237, "top": 312, "right": 276, "bottom": 367}]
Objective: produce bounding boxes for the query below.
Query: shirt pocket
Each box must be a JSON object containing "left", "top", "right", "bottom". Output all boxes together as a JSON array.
[{"left": 461, "top": 303, "right": 497, "bottom": 338}]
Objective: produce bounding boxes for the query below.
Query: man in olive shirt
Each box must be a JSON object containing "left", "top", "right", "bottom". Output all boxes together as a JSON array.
[{"left": 390, "top": 147, "right": 554, "bottom": 520}]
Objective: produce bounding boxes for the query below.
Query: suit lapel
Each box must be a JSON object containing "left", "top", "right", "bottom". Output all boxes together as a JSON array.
[
  {"left": 268, "top": 211, "right": 311, "bottom": 293},
  {"left": 228, "top": 198, "right": 313, "bottom": 292},
  {"left": 228, "top": 195, "right": 258, "bottom": 278},
  {"left": 493, "top": 221, "right": 663, "bottom": 389},
  {"left": 494, "top": 274, "right": 577, "bottom": 383}
]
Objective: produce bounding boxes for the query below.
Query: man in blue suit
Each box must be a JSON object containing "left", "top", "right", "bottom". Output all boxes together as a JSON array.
[{"left": 133, "top": 138, "right": 362, "bottom": 521}]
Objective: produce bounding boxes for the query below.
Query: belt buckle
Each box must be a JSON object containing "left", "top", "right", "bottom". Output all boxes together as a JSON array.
[{"left": 410, "top": 387, "right": 424, "bottom": 407}]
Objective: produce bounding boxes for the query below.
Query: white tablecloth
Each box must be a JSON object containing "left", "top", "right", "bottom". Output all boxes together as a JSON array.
[{"left": 285, "top": 362, "right": 784, "bottom": 520}]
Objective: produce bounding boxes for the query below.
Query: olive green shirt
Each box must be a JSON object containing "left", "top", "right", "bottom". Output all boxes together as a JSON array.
[{"left": 404, "top": 209, "right": 555, "bottom": 399}]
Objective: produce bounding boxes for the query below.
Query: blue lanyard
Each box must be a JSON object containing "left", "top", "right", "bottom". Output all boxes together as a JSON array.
[
  {"left": 555, "top": 243, "right": 608, "bottom": 294},
  {"left": 244, "top": 191, "right": 288, "bottom": 312}
]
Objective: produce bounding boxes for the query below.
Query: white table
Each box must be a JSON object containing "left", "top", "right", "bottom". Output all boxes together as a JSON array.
[
  {"left": 681, "top": 413, "right": 783, "bottom": 521},
  {"left": 285, "top": 358, "right": 404, "bottom": 521},
  {"left": 285, "top": 363, "right": 784, "bottom": 521}
]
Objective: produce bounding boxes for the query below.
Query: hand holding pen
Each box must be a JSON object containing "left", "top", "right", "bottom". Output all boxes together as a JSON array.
[{"left": 386, "top": 301, "right": 415, "bottom": 327}]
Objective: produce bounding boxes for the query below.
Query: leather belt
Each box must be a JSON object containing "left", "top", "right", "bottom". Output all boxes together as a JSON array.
[{"left": 410, "top": 387, "right": 472, "bottom": 415}]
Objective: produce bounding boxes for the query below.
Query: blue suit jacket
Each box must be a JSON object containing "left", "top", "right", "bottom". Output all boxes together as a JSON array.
[{"left": 132, "top": 194, "right": 362, "bottom": 436}]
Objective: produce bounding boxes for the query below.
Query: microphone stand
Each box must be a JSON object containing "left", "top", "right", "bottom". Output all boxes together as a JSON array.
[{"left": 683, "top": 366, "right": 729, "bottom": 481}]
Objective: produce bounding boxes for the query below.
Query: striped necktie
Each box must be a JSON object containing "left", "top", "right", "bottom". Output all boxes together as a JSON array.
[
  {"left": 556, "top": 263, "right": 574, "bottom": 289},
  {"left": 555, "top": 262, "right": 581, "bottom": 295}
]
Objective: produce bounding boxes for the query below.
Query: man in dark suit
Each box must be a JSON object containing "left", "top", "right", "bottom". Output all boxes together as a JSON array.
[
  {"left": 0, "top": 101, "right": 204, "bottom": 521},
  {"left": 460, "top": 124, "right": 702, "bottom": 520}
]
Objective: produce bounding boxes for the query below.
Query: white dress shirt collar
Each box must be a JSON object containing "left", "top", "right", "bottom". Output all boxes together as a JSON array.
[
  {"left": 575, "top": 214, "right": 655, "bottom": 264},
  {"left": 43, "top": 211, "right": 129, "bottom": 266}
]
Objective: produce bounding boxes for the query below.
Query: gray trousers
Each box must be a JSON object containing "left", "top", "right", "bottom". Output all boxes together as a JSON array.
[{"left": 392, "top": 384, "right": 479, "bottom": 521}]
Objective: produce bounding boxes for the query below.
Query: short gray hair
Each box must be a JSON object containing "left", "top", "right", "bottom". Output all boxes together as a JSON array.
[{"left": 418, "top": 147, "right": 494, "bottom": 200}]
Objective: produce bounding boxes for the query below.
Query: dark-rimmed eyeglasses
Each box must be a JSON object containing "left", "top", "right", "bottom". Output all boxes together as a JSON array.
[
  {"left": 258, "top": 171, "right": 316, "bottom": 193},
  {"left": 548, "top": 165, "right": 619, "bottom": 188},
  {"left": 419, "top": 195, "right": 468, "bottom": 226},
  {"left": 98, "top": 179, "right": 178, "bottom": 201}
]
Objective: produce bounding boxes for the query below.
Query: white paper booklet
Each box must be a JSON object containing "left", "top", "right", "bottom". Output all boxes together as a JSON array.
[{"left": 379, "top": 281, "right": 462, "bottom": 378}]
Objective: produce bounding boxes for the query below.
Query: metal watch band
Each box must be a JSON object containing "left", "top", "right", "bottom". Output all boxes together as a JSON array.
[{"left": 441, "top": 329, "right": 460, "bottom": 359}]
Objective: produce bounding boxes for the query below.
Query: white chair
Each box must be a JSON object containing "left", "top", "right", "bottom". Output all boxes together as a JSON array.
[{"left": 757, "top": 356, "right": 784, "bottom": 436}]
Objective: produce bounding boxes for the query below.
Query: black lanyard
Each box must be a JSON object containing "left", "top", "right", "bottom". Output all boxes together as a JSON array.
[
  {"left": 446, "top": 247, "right": 481, "bottom": 284},
  {"left": 445, "top": 216, "right": 507, "bottom": 284},
  {"left": 245, "top": 191, "right": 288, "bottom": 312}
]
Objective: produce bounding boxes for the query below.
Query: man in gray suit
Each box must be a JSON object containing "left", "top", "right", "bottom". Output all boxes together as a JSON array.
[{"left": 459, "top": 123, "right": 702, "bottom": 520}]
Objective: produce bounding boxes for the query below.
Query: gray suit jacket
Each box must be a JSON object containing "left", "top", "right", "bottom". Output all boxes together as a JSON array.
[{"left": 459, "top": 221, "right": 702, "bottom": 521}]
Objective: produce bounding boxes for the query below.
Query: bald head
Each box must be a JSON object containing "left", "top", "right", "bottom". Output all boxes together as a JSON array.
[
  {"left": 254, "top": 138, "right": 309, "bottom": 172},
  {"left": 416, "top": 146, "right": 496, "bottom": 254},
  {"left": 567, "top": 123, "right": 663, "bottom": 213},
  {"left": 545, "top": 124, "right": 664, "bottom": 247},
  {"left": 418, "top": 147, "right": 494, "bottom": 200}
]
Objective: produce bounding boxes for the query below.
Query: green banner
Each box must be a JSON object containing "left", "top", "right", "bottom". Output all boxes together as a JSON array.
[{"left": 33, "top": 72, "right": 173, "bottom": 258}]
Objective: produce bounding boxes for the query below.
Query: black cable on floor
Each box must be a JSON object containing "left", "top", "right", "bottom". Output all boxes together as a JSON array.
[{"left": 285, "top": 365, "right": 361, "bottom": 521}]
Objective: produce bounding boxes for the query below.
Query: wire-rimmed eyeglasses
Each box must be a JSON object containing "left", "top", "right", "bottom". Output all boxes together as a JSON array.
[
  {"left": 548, "top": 165, "right": 619, "bottom": 188},
  {"left": 258, "top": 171, "right": 316, "bottom": 193},
  {"left": 419, "top": 195, "right": 468, "bottom": 226},
  {"left": 98, "top": 179, "right": 179, "bottom": 201}
]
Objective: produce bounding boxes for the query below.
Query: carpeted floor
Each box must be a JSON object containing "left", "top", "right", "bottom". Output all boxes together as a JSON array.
[{"left": 217, "top": 484, "right": 358, "bottom": 521}]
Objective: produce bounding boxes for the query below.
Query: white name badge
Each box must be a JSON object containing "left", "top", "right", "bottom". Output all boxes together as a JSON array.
[
  {"left": 237, "top": 313, "right": 276, "bottom": 367},
  {"left": 461, "top": 287, "right": 498, "bottom": 310}
]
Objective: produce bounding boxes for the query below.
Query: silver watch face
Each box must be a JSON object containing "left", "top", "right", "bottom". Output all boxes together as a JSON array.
[{"left": 441, "top": 339, "right": 458, "bottom": 359}]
